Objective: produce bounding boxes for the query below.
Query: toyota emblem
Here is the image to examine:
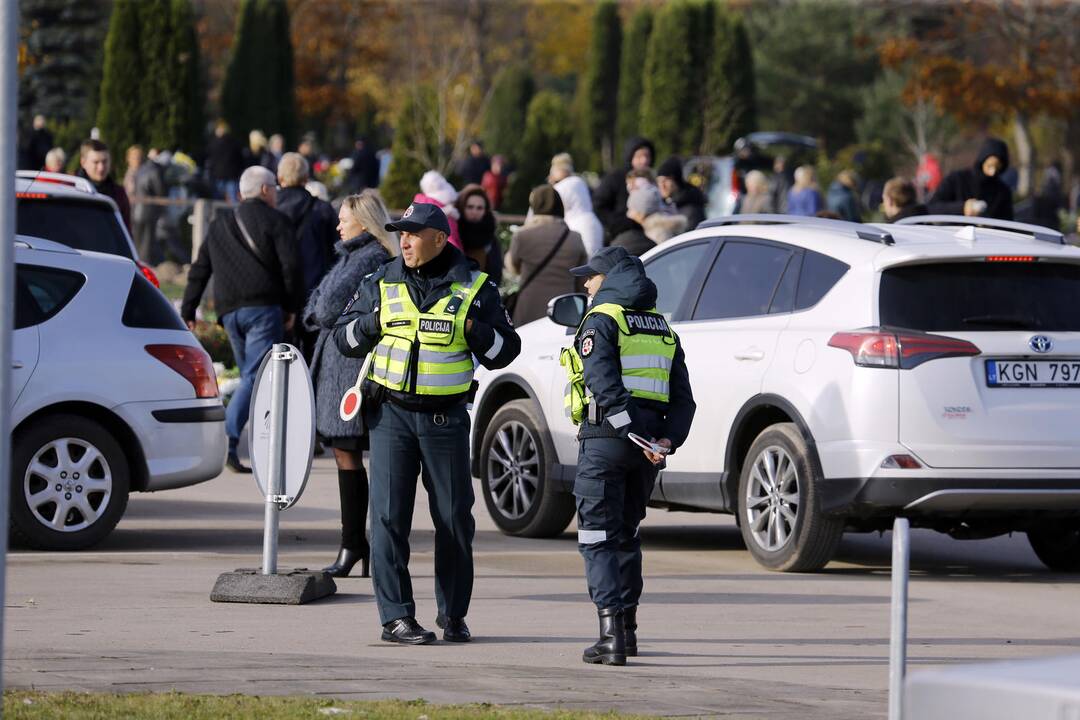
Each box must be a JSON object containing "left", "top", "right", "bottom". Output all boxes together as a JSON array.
[{"left": 1029, "top": 335, "right": 1053, "bottom": 354}]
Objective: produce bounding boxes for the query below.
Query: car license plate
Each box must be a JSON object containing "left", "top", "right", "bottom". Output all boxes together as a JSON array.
[{"left": 985, "top": 359, "right": 1080, "bottom": 387}]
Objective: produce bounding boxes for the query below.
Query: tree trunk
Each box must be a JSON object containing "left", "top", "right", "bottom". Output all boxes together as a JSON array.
[{"left": 1013, "top": 113, "right": 1034, "bottom": 198}]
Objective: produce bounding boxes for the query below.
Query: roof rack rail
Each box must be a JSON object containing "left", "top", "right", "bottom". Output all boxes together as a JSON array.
[
  {"left": 698, "top": 213, "right": 895, "bottom": 246},
  {"left": 15, "top": 170, "right": 96, "bottom": 195},
  {"left": 894, "top": 215, "right": 1064, "bottom": 245}
]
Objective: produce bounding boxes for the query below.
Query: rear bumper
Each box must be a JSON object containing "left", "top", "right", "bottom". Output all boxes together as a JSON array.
[
  {"left": 821, "top": 476, "right": 1080, "bottom": 516},
  {"left": 113, "top": 399, "right": 227, "bottom": 491}
]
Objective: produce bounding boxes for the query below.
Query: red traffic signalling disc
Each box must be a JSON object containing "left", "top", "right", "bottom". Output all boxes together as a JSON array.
[{"left": 339, "top": 387, "right": 361, "bottom": 421}]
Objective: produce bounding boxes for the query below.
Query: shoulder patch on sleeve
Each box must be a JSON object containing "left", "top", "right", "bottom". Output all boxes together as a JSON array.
[
  {"left": 579, "top": 328, "right": 596, "bottom": 357},
  {"left": 341, "top": 290, "right": 361, "bottom": 315}
]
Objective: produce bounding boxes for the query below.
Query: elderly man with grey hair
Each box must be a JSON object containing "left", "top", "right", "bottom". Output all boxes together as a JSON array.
[{"left": 181, "top": 165, "right": 301, "bottom": 473}]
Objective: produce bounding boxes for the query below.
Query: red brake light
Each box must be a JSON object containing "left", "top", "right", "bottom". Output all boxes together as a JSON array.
[
  {"left": 985, "top": 256, "right": 1034, "bottom": 262},
  {"left": 146, "top": 344, "right": 219, "bottom": 398},
  {"left": 828, "top": 330, "right": 980, "bottom": 369},
  {"left": 138, "top": 262, "right": 160, "bottom": 288},
  {"left": 16, "top": 192, "right": 48, "bottom": 199}
]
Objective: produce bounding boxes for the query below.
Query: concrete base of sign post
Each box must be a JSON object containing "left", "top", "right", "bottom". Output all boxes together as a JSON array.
[{"left": 210, "top": 568, "right": 336, "bottom": 605}]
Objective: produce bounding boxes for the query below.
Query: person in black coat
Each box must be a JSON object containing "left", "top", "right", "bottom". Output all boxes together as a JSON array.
[
  {"left": 276, "top": 152, "right": 339, "bottom": 360},
  {"left": 206, "top": 121, "right": 245, "bottom": 202},
  {"left": 305, "top": 191, "right": 397, "bottom": 578},
  {"left": 656, "top": 156, "right": 706, "bottom": 230},
  {"left": 456, "top": 141, "right": 491, "bottom": 186},
  {"left": 455, "top": 183, "right": 503, "bottom": 286},
  {"left": 593, "top": 137, "right": 655, "bottom": 239},
  {"left": 929, "top": 137, "right": 1013, "bottom": 220}
]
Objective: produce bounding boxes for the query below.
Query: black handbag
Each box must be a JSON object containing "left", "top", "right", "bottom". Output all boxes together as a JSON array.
[{"left": 504, "top": 225, "right": 570, "bottom": 317}]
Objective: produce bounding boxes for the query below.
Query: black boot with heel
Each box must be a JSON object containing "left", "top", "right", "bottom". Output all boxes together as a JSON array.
[{"left": 322, "top": 467, "right": 370, "bottom": 578}]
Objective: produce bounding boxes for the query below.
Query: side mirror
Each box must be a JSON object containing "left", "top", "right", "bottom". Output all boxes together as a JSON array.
[{"left": 547, "top": 293, "right": 587, "bottom": 328}]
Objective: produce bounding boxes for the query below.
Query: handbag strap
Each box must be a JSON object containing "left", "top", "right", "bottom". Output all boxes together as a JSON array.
[
  {"left": 518, "top": 225, "right": 570, "bottom": 295},
  {"left": 234, "top": 207, "right": 273, "bottom": 270}
]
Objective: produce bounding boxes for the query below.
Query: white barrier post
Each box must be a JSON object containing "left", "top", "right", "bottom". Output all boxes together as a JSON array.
[{"left": 889, "top": 517, "right": 911, "bottom": 720}]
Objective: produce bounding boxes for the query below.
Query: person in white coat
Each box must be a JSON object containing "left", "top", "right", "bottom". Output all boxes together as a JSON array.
[{"left": 555, "top": 175, "right": 604, "bottom": 258}]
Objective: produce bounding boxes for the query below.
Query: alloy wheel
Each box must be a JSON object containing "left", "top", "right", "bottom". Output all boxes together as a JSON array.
[
  {"left": 23, "top": 438, "right": 113, "bottom": 533},
  {"left": 486, "top": 420, "right": 540, "bottom": 520},
  {"left": 745, "top": 445, "right": 800, "bottom": 552}
]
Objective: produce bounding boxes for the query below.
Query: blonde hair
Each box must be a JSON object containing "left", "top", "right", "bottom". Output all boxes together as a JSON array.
[
  {"left": 249, "top": 129, "right": 268, "bottom": 152},
  {"left": 341, "top": 190, "right": 398, "bottom": 256},
  {"left": 277, "top": 152, "right": 309, "bottom": 188},
  {"left": 794, "top": 165, "right": 817, "bottom": 189},
  {"left": 745, "top": 170, "right": 768, "bottom": 194}
]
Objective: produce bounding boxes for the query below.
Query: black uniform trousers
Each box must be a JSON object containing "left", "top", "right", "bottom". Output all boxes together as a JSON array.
[
  {"left": 365, "top": 400, "right": 475, "bottom": 625},
  {"left": 574, "top": 436, "right": 659, "bottom": 610}
]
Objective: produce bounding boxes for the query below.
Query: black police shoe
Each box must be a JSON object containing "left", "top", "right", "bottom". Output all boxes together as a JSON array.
[
  {"left": 582, "top": 607, "right": 626, "bottom": 666},
  {"left": 436, "top": 614, "right": 471, "bottom": 643},
  {"left": 381, "top": 617, "right": 436, "bottom": 645}
]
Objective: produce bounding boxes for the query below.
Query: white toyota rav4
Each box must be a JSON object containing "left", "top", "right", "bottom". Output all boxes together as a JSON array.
[{"left": 471, "top": 214, "right": 1080, "bottom": 572}]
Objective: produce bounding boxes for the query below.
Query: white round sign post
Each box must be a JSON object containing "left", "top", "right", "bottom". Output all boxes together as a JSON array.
[
  {"left": 210, "top": 343, "right": 335, "bottom": 605},
  {"left": 248, "top": 343, "right": 315, "bottom": 574}
]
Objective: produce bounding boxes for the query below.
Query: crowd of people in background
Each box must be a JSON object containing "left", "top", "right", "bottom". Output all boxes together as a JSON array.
[{"left": 16, "top": 114, "right": 1080, "bottom": 341}]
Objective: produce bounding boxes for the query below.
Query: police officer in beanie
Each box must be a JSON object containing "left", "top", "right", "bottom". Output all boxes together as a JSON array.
[
  {"left": 560, "top": 245, "right": 695, "bottom": 665},
  {"left": 334, "top": 202, "right": 520, "bottom": 645}
]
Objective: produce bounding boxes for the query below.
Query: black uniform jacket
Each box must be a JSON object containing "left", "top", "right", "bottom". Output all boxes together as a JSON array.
[
  {"left": 576, "top": 254, "right": 695, "bottom": 450},
  {"left": 333, "top": 244, "right": 521, "bottom": 410}
]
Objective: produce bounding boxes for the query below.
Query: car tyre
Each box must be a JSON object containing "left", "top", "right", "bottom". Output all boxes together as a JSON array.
[
  {"left": 480, "top": 399, "right": 574, "bottom": 537},
  {"left": 10, "top": 414, "right": 130, "bottom": 550},
  {"left": 1027, "top": 522, "right": 1080, "bottom": 572},
  {"left": 737, "top": 423, "right": 843, "bottom": 572}
]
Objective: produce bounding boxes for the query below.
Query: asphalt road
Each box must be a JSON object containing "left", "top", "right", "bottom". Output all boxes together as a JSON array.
[{"left": 5, "top": 458, "right": 1079, "bottom": 718}]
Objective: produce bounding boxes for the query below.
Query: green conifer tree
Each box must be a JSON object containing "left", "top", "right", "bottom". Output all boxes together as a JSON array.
[
  {"left": 616, "top": 6, "right": 654, "bottom": 151},
  {"left": 168, "top": 0, "right": 205, "bottom": 154},
  {"left": 96, "top": 0, "right": 143, "bottom": 163},
  {"left": 381, "top": 87, "right": 441, "bottom": 211},
  {"left": 505, "top": 91, "right": 574, "bottom": 213},
  {"left": 701, "top": 8, "right": 756, "bottom": 155},
  {"left": 641, "top": 0, "right": 701, "bottom": 159},
  {"left": 139, "top": 0, "right": 174, "bottom": 150},
  {"left": 481, "top": 65, "right": 535, "bottom": 166},
  {"left": 577, "top": 0, "right": 622, "bottom": 171},
  {"left": 221, "top": 0, "right": 297, "bottom": 144}
]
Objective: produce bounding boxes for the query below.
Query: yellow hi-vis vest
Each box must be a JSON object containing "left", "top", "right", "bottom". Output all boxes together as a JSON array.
[
  {"left": 560, "top": 303, "right": 677, "bottom": 425},
  {"left": 369, "top": 271, "right": 487, "bottom": 396}
]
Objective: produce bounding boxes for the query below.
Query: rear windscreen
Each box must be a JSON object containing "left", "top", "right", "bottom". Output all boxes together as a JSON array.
[
  {"left": 880, "top": 262, "right": 1080, "bottom": 332},
  {"left": 16, "top": 198, "right": 133, "bottom": 259}
]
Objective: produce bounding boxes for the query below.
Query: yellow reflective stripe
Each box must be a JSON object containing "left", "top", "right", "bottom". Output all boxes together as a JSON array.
[
  {"left": 621, "top": 354, "right": 672, "bottom": 371},
  {"left": 418, "top": 349, "right": 471, "bottom": 364}
]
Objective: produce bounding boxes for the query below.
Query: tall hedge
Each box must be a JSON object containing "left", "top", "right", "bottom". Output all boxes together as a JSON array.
[
  {"left": 616, "top": 6, "right": 654, "bottom": 151},
  {"left": 577, "top": 0, "right": 622, "bottom": 171},
  {"left": 640, "top": 0, "right": 701, "bottom": 160},
  {"left": 481, "top": 65, "right": 535, "bottom": 166},
  {"left": 504, "top": 91, "right": 574, "bottom": 214},
  {"left": 96, "top": 0, "right": 143, "bottom": 161},
  {"left": 701, "top": 9, "right": 756, "bottom": 155},
  {"left": 381, "top": 86, "right": 440, "bottom": 211},
  {"left": 221, "top": 0, "right": 297, "bottom": 145},
  {"left": 167, "top": 0, "right": 204, "bottom": 154},
  {"left": 139, "top": 0, "right": 173, "bottom": 149}
]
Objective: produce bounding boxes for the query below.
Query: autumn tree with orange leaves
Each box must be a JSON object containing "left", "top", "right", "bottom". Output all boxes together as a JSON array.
[{"left": 881, "top": 2, "right": 1080, "bottom": 196}]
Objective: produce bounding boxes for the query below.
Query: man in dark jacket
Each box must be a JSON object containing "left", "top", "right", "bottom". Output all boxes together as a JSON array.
[
  {"left": 276, "top": 152, "right": 339, "bottom": 360},
  {"left": 205, "top": 121, "right": 245, "bottom": 202},
  {"left": 132, "top": 149, "right": 167, "bottom": 263},
  {"left": 181, "top": 166, "right": 301, "bottom": 473},
  {"left": 333, "top": 202, "right": 520, "bottom": 646},
  {"left": 76, "top": 139, "right": 131, "bottom": 231},
  {"left": 656, "top": 156, "right": 706, "bottom": 230},
  {"left": 26, "top": 115, "right": 54, "bottom": 170},
  {"left": 593, "top": 137, "right": 655, "bottom": 239},
  {"left": 347, "top": 138, "right": 380, "bottom": 192},
  {"left": 562, "top": 246, "right": 695, "bottom": 665},
  {"left": 929, "top": 137, "right": 1013, "bottom": 220},
  {"left": 456, "top": 141, "right": 490, "bottom": 186}
]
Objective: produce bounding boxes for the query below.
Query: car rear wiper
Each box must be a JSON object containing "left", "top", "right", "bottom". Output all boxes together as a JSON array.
[{"left": 960, "top": 314, "right": 1040, "bottom": 329}]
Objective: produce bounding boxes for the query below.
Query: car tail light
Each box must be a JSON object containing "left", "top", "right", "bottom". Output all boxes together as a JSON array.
[
  {"left": 881, "top": 454, "right": 922, "bottom": 469},
  {"left": 146, "top": 344, "right": 219, "bottom": 398},
  {"left": 828, "top": 330, "right": 980, "bottom": 369},
  {"left": 16, "top": 191, "right": 48, "bottom": 199},
  {"left": 138, "top": 261, "right": 161, "bottom": 288},
  {"left": 985, "top": 255, "right": 1035, "bottom": 262}
]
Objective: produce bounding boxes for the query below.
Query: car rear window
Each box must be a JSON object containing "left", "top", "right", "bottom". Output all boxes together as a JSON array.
[
  {"left": 122, "top": 273, "right": 186, "bottom": 330},
  {"left": 15, "top": 264, "right": 86, "bottom": 329},
  {"left": 880, "top": 261, "right": 1080, "bottom": 332},
  {"left": 16, "top": 198, "right": 133, "bottom": 259}
]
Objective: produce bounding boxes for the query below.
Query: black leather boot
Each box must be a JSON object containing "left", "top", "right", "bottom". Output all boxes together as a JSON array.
[
  {"left": 624, "top": 606, "right": 638, "bottom": 657},
  {"left": 322, "top": 547, "right": 369, "bottom": 578},
  {"left": 582, "top": 607, "right": 626, "bottom": 666}
]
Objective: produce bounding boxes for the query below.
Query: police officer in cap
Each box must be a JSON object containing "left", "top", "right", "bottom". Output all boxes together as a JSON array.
[
  {"left": 560, "top": 245, "right": 695, "bottom": 665},
  {"left": 334, "top": 202, "right": 520, "bottom": 645}
]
